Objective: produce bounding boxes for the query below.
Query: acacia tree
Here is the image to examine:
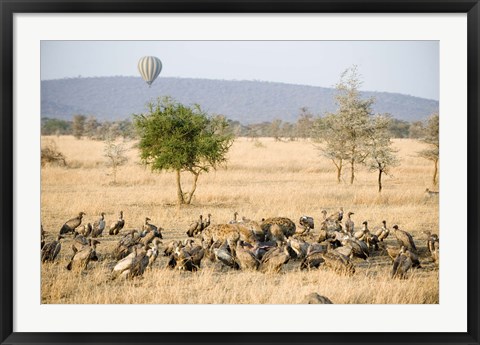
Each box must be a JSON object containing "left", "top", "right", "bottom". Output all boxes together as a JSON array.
[
  {"left": 270, "top": 119, "right": 283, "bottom": 141},
  {"left": 84, "top": 116, "right": 100, "bottom": 139},
  {"left": 72, "top": 114, "right": 86, "bottom": 139},
  {"left": 418, "top": 112, "right": 439, "bottom": 186},
  {"left": 133, "top": 97, "right": 234, "bottom": 205},
  {"left": 365, "top": 115, "right": 399, "bottom": 192},
  {"left": 104, "top": 138, "right": 128, "bottom": 184},
  {"left": 314, "top": 66, "right": 373, "bottom": 184},
  {"left": 313, "top": 114, "right": 348, "bottom": 183},
  {"left": 296, "top": 107, "right": 314, "bottom": 139},
  {"left": 336, "top": 66, "right": 373, "bottom": 184}
]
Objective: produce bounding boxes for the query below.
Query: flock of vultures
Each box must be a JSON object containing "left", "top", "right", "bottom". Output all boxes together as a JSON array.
[{"left": 41, "top": 207, "right": 439, "bottom": 291}]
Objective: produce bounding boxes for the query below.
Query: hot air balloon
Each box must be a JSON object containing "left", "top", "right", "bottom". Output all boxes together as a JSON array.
[{"left": 138, "top": 56, "right": 162, "bottom": 87}]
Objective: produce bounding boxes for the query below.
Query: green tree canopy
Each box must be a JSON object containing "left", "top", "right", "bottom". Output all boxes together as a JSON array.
[{"left": 133, "top": 97, "right": 234, "bottom": 205}]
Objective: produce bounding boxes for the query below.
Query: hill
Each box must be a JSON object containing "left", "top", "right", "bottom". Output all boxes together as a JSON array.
[{"left": 41, "top": 76, "right": 438, "bottom": 124}]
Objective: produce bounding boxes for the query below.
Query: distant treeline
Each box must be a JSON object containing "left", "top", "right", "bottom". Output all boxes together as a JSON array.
[{"left": 41, "top": 113, "right": 428, "bottom": 140}]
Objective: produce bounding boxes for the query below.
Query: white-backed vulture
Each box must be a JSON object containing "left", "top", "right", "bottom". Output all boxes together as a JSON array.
[{"left": 59, "top": 212, "right": 85, "bottom": 235}]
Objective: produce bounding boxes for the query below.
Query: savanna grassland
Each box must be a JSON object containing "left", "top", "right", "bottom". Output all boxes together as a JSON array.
[{"left": 41, "top": 136, "right": 439, "bottom": 304}]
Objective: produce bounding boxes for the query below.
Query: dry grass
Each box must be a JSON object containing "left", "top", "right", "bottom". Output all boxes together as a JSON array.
[{"left": 41, "top": 136, "right": 439, "bottom": 304}]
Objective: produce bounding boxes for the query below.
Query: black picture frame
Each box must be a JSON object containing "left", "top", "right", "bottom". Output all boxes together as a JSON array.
[{"left": 1, "top": 1, "right": 479, "bottom": 344}]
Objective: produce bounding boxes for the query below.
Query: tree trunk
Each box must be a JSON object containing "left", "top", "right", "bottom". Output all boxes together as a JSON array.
[
  {"left": 332, "top": 159, "right": 342, "bottom": 183},
  {"left": 186, "top": 171, "right": 200, "bottom": 204},
  {"left": 433, "top": 159, "right": 438, "bottom": 186},
  {"left": 175, "top": 169, "right": 185, "bottom": 204},
  {"left": 112, "top": 165, "right": 117, "bottom": 184},
  {"left": 378, "top": 169, "right": 383, "bottom": 193},
  {"left": 350, "top": 158, "right": 355, "bottom": 184}
]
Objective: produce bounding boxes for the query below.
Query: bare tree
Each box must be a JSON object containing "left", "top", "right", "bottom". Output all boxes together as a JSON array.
[
  {"left": 418, "top": 113, "right": 439, "bottom": 186},
  {"left": 41, "top": 139, "right": 67, "bottom": 167},
  {"left": 104, "top": 138, "right": 128, "bottom": 184}
]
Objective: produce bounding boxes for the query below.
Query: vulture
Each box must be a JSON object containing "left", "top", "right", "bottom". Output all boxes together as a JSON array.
[
  {"left": 391, "top": 247, "right": 413, "bottom": 279},
  {"left": 259, "top": 245, "right": 291, "bottom": 273},
  {"left": 142, "top": 217, "right": 162, "bottom": 239},
  {"left": 300, "top": 250, "right": 325, "bottom": 270},
  {"left": 213, "top": 241, "right": 239, "bottom": 270},
  {"left": 41, "top": 225, "right": 46, "bottom": 249},
  {"left": 163, "top": 240, "right": 181, "bottom": 257},
  {"left": 128, "top": 246, "right": 151, "bottom": 278},
  {"left": 392, "top": 225, "right": 417, "bottom": 253},
  {"left": 229, "top": 211, "right": 239, "bottom": 224},
  {"left": 406, "top": 248, "right": 421, "bottom": 268},
  {"left": 113, "top": 245, "right": 152, "bottom": 279},
  {"left": 109, "top": 211, "right": 125, "bottom": 235},
  {"left": 113, "top": 250, "right": 137, "bottom": 278},
  {"left": 187, "top": 244, "right": 205, "bottom": 269},
  {"left": 66, "top": 239, "right": 100, "bottom": 271},
  {"left": 146, "top": 241, "right": 160, "bottom": 269},
  {"left": 386, "top": 245, "right": 401, "bottom": 262},
  {"left": 286, "top": 238, "right": 309, "bottom": 259},
  {"left": 328, "top": 207, "right": 344, "bottom": 222},
  {"left": 202, "top": 213, "right": 212, "bottom": 230},
  {"left": 186, "top": 215, "right": 203, "bottom": 237},
  {"left": 91, "top": 212, "right": 106, "bottom": 238},
  {"left": 307, "top": 242, "right": 327, "bottom": 253},
  {"left": 423, "top": 231, "right": 439, "bottom": 254},
  {"left": 334, "top": 244, "right": 353, "bottom": 258},
  {"left": 375, "top": 220, "right": 390, "bottom": 241},
  {"left": 342, "top": 238, "right": 369, "bottom": 260},
  {"left": 353, "top": 221, "right": 369, "bottom": 241},
  {"left": 73, "top": 231, "right": 89, "bottom": 250},
  {"left": 140, "top": 227, "right": 162, "bottom": 246},
  {"left": 235, "top": 241, "right": 260, "bottom": 270},
  {"left": 175, "top": 241, "right": 205, "bottom": 270},
  {"left": 41, "top": 235, "right": 64, "bottom": 263},
  {"left": 364, "top": 233, "right": 380, "bottom": 251},
  {"left": 59, "top": 212, "right": 85, "bottom": 235},
  {"left": 167, "top": 242, "right": 203, "bottom": 272},
  {"left": 165, "top": 245, "right": 183, "bottom": 270},
  {"left": 322, "top": 251, "right": 355, "bottom": 276},
  {"left": 112, "top": 230, "right": 140, "bottom": 261},
  {"left": 302, "top": 293, "right": 333, "bottom": 304},
  {"left": 423, "top": 231, "right": 439, "bottom": 265},
  {"left": 344, "top": 212, "right": 355, "bottom": 235},
  {"left": 432, "top": 246, "right": 439, "bottom": 265},
  {"left": 77, "top": 222, "right": 93, "bottom": 237},
  {"left": 299, "top": 216, "right": 314, "bottom": 234},
  {"left": 252, "top": 241, "right": 276, "bottom": 261}
]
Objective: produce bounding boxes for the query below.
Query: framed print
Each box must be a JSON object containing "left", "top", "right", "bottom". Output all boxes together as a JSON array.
[{"left": 1, "top": 1, "right": 479, "bottom": 344}]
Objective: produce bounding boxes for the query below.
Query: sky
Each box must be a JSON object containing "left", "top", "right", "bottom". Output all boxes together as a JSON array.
[{"left": 41, "top": 41, "right": 439, "bottom": 100}]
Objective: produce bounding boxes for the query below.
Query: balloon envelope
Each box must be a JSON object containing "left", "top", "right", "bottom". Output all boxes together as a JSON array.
[{"left": 138, "top": 56, "right": 162, "bottom": 86}]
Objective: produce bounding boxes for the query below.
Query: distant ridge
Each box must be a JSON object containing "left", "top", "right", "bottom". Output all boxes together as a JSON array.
[{"left": 41, "top": 76, "right": 439, "bottom": 124}]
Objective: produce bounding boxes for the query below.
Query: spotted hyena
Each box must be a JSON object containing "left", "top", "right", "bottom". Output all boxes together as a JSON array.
[
  {"left": 201, "top": 223, "right": 258, "bottom": 249},
  {"left": 261, "top": 217, "right": 296, "bottom": 241}
]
